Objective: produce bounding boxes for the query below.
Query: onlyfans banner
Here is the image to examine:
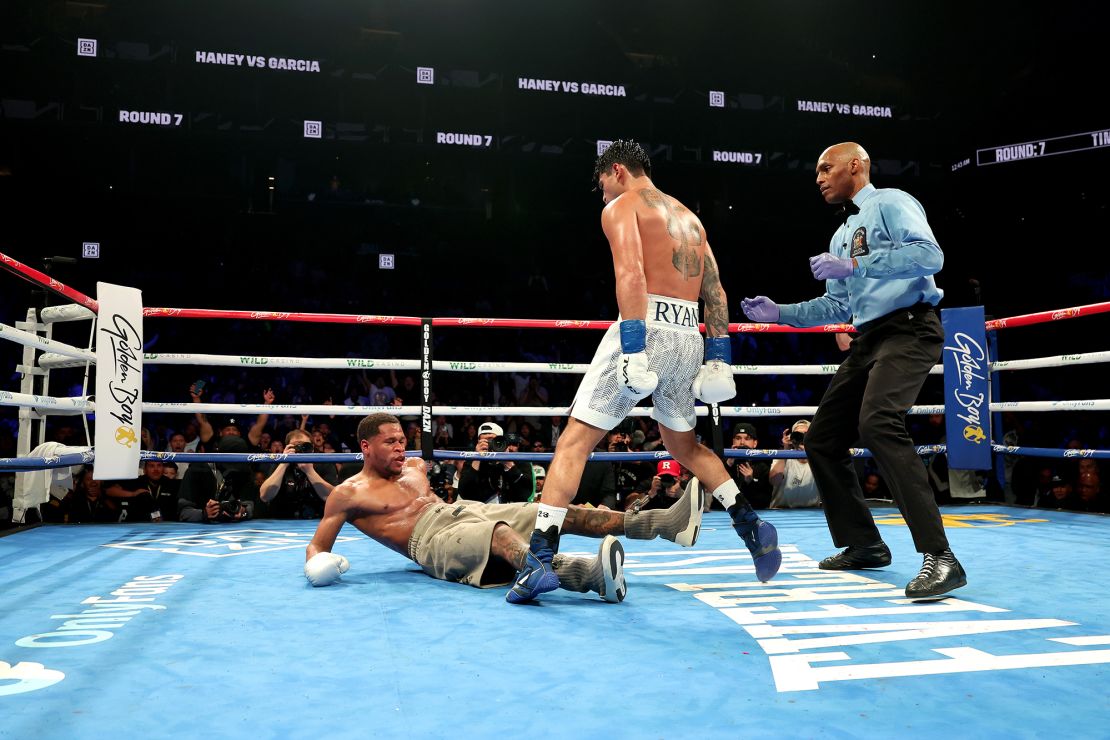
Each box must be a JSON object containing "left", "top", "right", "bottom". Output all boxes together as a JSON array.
[
  {"left": 941, "top": 306, "right": 991, "bottom": 470},
  {"left": 94, "top": 283, "right": 143, "bottom": 479}
]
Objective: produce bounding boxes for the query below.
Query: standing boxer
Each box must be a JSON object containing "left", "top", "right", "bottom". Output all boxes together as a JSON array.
[{"left": 509, "top": 140, "right": 781, "bottom": 604}]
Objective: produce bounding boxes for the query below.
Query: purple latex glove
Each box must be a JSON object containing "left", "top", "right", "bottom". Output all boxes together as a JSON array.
[
  {"left": 741, "top": 296, "right": 779, "bottom": 323},
  {"left": 809, "top": 253, "right": 856, "bottom": 280}
]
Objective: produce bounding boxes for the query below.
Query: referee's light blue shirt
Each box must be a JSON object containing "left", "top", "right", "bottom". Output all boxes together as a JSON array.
[{"left": 777, "top": 183, "right": 944, "bottom": 328}]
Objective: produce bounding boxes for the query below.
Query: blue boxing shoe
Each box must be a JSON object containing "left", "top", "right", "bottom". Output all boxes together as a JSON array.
[
  {"left": 730, "top": 507, "right": 782, "bottom": 583},
  {"left": 506, "top": 527, "right": 561, "bottom": 604}
]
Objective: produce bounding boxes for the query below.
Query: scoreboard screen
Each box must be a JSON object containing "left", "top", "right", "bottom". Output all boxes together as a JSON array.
[{"left": 976, "top": 127, "right": 1110, "bottom": 166}]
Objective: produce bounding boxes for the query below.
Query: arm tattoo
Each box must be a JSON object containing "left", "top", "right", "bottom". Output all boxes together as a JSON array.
[
  {"left": 639, "top": 188, "right": 703, "bottom": 280},
  {"left": 700, "top": 252, "right": 729, "bottom": 337},
  {"left": 564, "top": 506, "right": 625, "bottom": 537}
]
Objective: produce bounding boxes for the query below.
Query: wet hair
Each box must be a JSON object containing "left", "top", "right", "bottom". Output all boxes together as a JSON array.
[
  {"left": 357, "top": 412, "right": 401, "bottom": 442},
  {"left": 592, "top": 139, "right": 651, "bottom": 183}
]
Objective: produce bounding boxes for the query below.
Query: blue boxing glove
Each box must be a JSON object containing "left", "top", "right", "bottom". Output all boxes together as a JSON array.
[
  {"left": 618, "top": 319, "right": 658, "bottom": 400},
  {"left": 741, "top": 296, "right": 780, "bottom": 323},
  {"left": 693, "top": 336, "right": 736, "bottom": 404},
  {"left": 809, "top": 253, "right": 856, "bottom": 280}
]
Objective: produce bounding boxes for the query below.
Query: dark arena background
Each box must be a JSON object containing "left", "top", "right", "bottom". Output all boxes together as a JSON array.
[{"left": 0, "top": 3, "right": 1107, "bottom": 738}]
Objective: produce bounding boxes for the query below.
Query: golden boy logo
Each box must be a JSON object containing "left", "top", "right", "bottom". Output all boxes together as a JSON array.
[
  {"left": 115, "top": 426, "right": 138, "bottom": 448},
  {"left": 963, "top": 425, "right": 986, "bottom": 444}
]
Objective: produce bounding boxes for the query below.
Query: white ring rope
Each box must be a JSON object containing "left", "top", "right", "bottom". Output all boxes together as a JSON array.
[
  {"left": 4, "top": 394, "right": 1110, "bottom": 417},
  {"left": 28, "top": 345, "right": 1110, "bottom": 376},
  {"left": 726, "top": 356, "right": 1105, "bottom": 374},
  {"left": 0, "top": 391, "right": 92, "bottom": 414},
  {"left": 147, "top": 354, "right": 420, "bottom": 371},
  {"left": 991, "top": 400, "right": 1110, "bottom": 412},
  {"left": 434, "top": 360, "right": 590, "bottom": 374},
  {"left": 39, "top": 305, "right": 96, "bottom": 324},
  {"left": 36, "top": 353, "right": 91, "bottom": 370},
  {"left": 0, "top": 323, "right": 95, "bottom": 361},
  {"left": 989, "top": 351, "right": 1110, "bottom": 372},
  {"left": 731, "top": 363, "right": 918, "bottom": 376}
]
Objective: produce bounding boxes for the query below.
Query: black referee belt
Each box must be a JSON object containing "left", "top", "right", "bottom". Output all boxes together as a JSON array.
[{"left": 854, "top": 302, "right": 936, "bottom": 334}]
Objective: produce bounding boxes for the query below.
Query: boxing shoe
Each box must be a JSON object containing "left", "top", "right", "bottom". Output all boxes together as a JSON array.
[
  {"left": 668, "top": 477, "right": 703, "bottom": 547},
  {"left": 623, "top": 476, "right": 702, "bottom": 546},
  {"left": 818, "top": 541, "right": 892, "bottom": 570},
  {"left": 730, "top": 507, "right": 782, "bottom": 582},
  {"left": 598, "top": 536, "right": 627, "bottom": 603},
  {"left": 905, "top": 549, "right": 967, "bottom": 599},
  {"left": 551, "top": 536, "right": 627, "bottom": 603},
  {"left": 506, "top": 526, "right": 561, "bottom": 604}
]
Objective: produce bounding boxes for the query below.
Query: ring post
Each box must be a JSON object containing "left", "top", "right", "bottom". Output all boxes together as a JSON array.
[
  {"left": 420, "top": 318, "right": 434, "bottom": 460},
  {"left": 708, "top": 402, "right": 725, "bottom": 459},
  {"left": 940, "top": 306, "right": 992, "bottom": 471},
  {"left": 988, "top": 326, "right": 1006, "bottom": 493}
]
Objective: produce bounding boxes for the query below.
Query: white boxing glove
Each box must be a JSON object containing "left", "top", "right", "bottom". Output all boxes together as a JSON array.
[
  {"left": 693, "top": 360, "right": 736, "bottom": 403},
  {"left": 304, "top": 552, "right": 350, "bottom": 587},
  {"left": 693, "top": 336, "right": 736, "bottom": 404},
  {"left": 333, "top": 554, "right": 350, "bottom": 574},
  {"left": 618, "top": 319, "right": 658, "bottom": 399},
  {"left": 619, "top": 352, "right": 658, "bottom": 399}
]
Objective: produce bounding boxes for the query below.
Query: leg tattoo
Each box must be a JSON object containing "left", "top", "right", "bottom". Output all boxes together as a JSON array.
[
  {"left": 563, "top": 506, "right": 626, "bottom": 537},
  {"left": 492, "top": 523, "right": 531, "bottom": 570}
]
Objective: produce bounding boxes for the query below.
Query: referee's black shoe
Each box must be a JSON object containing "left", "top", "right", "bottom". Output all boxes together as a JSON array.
[
  {"left": 905, "top": 549, "right": 967, "bottom": 599},
  {"left": 818, "top": 541, "right": 892, "bottom": 570}
]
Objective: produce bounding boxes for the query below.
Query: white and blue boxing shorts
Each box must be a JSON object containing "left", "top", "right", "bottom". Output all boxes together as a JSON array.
[{"left": 570, "top": 294, "right": 702, "bottom": 432}]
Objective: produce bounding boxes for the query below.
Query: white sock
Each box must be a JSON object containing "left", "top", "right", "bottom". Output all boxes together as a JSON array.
[
  {"left": 711, "top": 479, "right": 740, "bottom": 510},
  {"left": 535, "top": 504, "right": 567, "bottom": 533}
]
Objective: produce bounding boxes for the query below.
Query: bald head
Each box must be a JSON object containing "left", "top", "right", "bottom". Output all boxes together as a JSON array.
[
  {"left": 823, "top": 142, "right": 870, "bottom": 171},
  {"left": 815, "top": 142, "right": 871, "bottom": 204}
]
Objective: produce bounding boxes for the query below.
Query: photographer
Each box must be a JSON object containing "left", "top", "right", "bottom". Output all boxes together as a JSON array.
[
  {"left": 646, "top": 460, "right": 685, "bottom": 509},
  {"left": 724, "top": 423, "right": 772, "bottom": 510},
  {"left": 769, "top": 420, "right": 821, "bottom": 508},
  {"left": 457, "top": 422, "right": 535, "bottom": 504},
  {"left": 177, "top": 436, "right": 254, "bottom": 523},
  {"left": 608, "top": 427, "right": 650, "bottom": 509},
  {"left": 426, "top": 459, "right": 458, "bottom": 502},
  {"left": 625, "top": 461, "right": 684, "bottom": 512},
  {"left": 259, "top": 429, "right": 339, "bottom": 519}
]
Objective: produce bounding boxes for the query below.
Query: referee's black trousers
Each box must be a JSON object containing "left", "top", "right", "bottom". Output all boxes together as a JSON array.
[{"left": 804, "top": 306, "right": 950, "bottom": 554}]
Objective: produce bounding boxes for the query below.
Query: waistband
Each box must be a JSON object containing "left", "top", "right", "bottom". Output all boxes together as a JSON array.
[
  {"left": 644, "top": 294, "right": 700, "bottom": 332},
  {"left": 854, "top": 302, "right": 936, "bottom": 334},
  {"left": 407, "top": 502, "right": 443, "bottom": 561}
]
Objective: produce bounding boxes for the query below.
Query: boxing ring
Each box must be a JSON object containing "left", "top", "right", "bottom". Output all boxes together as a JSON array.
[{"left": 1, "top": 251, "right": 1108, "bottom": 738}]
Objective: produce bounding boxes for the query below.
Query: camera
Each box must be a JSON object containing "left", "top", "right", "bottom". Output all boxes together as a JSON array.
[
  {"left": 659, "top": 474, "right": 676, "bottom": 487},
  {"left": 611, "top": 441, "right": 628, "bottom": 452},
  {"left": 427, "top": 462, "right": 453, "bottom": 499},
  {"left": 217, "top": 470, "right": 247, "bottom": 519},
  {"left": 293, "top": 441, "right": 314, "bottom": 454},
  {"left": 789, "top": 431, "right": 806, "bottom": 448},
  {"left": 487, "top": 434, "right": 520, "bottom": 453}
]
